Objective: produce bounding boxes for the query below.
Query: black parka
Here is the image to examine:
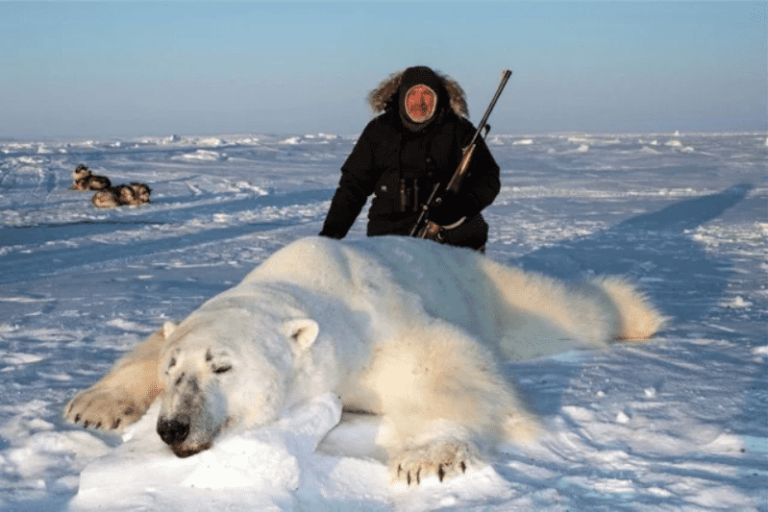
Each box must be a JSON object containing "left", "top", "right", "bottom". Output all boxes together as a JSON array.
[{"left": 320, "top": 68, "right": 501, "bottom": 249}]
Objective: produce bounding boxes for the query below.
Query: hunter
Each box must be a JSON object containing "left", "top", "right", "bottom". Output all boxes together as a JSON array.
[{"left": 319, "top": 66, "right": 501, "bottom": 251}]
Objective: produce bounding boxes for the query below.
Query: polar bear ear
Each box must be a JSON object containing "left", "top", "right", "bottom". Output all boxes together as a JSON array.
[
  {"left": 281, "top": 319, "right": 319, "bottom": 351},
  {"left": 163, "top": 321, "right": 178, "bottom": 339}
]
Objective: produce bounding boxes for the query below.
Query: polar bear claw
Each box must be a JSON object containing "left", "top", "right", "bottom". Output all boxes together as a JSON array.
[
  {"left": 66, "top": 389, "right": 140, "bottom": 430},
  {"left": 393, "top": 439, "right": 477, "bottom": 485}
]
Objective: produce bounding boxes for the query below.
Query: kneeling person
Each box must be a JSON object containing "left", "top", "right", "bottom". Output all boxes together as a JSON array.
[{"left": 320, "top": 66, "right": 501, "bottom": 251}]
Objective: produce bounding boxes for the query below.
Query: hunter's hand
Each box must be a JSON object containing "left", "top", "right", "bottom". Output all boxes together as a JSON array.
[{"left": 428, "top": 192, "right": 477, "bottom": 226}]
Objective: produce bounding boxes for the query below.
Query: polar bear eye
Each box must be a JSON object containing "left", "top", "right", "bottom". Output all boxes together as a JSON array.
[{"left": 213, "top": 365, "right": 232, "bottom": 374}]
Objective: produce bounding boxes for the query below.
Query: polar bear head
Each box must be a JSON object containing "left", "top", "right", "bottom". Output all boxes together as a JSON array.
[{"left": 155, "top": 309, "right": 320, "bottom": 458}]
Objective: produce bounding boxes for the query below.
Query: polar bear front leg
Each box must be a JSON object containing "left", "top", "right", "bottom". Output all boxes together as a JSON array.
[
  {"left": 364, "top": 322, "right": 541, "bottom": 485},
  {"left": 64, "top": 322, "right": 176, "bottom": 430}
]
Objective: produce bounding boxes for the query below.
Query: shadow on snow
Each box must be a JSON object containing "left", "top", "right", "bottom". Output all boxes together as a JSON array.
[
  {"left": 518, "top": 183, "right": 753, "bottom": 325},
  {"left": 0, "top": 189, "right": 334, "bottom": 285}
]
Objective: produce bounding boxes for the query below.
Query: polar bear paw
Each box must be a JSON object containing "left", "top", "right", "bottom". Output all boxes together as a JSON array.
[
  {"left": 391, "top": 439, "right": 479, "bottom": 486},
  {"left": 64, "top": 387, "right": 144, "bottom": 431}
]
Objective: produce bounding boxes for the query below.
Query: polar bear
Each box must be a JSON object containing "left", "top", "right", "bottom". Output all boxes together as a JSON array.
[{"left": 65, "top": 236, "right": 664, "bottom": 485}]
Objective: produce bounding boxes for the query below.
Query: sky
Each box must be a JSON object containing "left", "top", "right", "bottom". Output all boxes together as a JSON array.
[{"left": 0, "top": 1, "right": 766, "bottom": 140}]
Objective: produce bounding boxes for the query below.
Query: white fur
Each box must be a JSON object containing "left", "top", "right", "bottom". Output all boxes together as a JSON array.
[{"left": 64, "top": 236, "right": 665, "bottom": 483}]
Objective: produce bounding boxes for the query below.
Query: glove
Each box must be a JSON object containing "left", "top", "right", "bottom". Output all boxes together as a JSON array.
[{"left": 428, "top": 191, "right": 479, "bottom": 226}]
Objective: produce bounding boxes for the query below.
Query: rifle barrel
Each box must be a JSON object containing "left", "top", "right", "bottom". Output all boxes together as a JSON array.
[{"left": 467, "top": 70, "right": 512, "bottom": 149}]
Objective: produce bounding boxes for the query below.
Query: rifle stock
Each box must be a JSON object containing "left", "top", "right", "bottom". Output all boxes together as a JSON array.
[{"left": 410, "top": 70, "right": 512, "bottom": 241}]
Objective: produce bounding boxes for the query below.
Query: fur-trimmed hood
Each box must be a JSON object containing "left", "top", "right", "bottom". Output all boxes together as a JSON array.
[{"left": 367, "top": 67, "right": 469, "bottom": 119}]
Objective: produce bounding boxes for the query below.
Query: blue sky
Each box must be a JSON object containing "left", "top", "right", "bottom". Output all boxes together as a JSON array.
[{"left": 1, "top": 1, "right": 765, "bottom": 139}]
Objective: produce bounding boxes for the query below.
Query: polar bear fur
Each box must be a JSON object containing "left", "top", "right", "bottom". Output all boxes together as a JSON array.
[{"left": 65, "top": 236, "right": 665, "bottom": 485}]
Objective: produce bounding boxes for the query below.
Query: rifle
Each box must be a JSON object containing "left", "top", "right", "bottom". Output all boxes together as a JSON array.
[{"left": 410, "top": 69, "right": 512, "bottom": 241}]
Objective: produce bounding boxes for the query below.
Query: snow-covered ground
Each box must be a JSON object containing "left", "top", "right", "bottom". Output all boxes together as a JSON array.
[{"left": 0, "top": 131, "right": 766, "bottom": 511}]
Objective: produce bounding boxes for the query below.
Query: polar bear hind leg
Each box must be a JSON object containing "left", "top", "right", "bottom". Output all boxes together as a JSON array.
[
  {"left": 64, "top": 321, "right": 176, "bottom": 430},
  {"left": 363, "top": 321, "right": 541, "bottom": 485},
  {"left": 481, "top": 259, "right": 666, "bottom": 358}
]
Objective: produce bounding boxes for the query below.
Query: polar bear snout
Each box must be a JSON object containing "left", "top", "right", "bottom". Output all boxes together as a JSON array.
[
  {"left": 157, "top": 417, "right": 190, "bottom": 447},
  {"left": 156, "top": 409, "right": 217, "bottom": 458}
]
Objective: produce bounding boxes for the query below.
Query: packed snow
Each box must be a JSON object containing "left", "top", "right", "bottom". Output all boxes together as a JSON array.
[{"left": 0, "top": 132, "right": 766, "bottom": 511}]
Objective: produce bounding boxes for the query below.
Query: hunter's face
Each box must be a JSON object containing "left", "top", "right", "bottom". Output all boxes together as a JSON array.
[{"left": 404, "top": 85, "right": 437, "bottom": 123}]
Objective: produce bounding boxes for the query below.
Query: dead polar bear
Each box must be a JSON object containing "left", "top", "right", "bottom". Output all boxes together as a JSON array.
[{"left": 65, "top": 236, "right": 664, "bottom": 485}]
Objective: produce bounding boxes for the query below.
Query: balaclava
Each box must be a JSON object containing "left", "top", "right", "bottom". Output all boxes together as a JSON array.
[{"left": 398, "top": 66, "right": 443, "bottom": 132}]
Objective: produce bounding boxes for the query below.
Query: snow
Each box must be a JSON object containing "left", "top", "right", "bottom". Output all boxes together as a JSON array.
[{"left": 0, "top": 131, "right": 766, "bottom": 511}]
